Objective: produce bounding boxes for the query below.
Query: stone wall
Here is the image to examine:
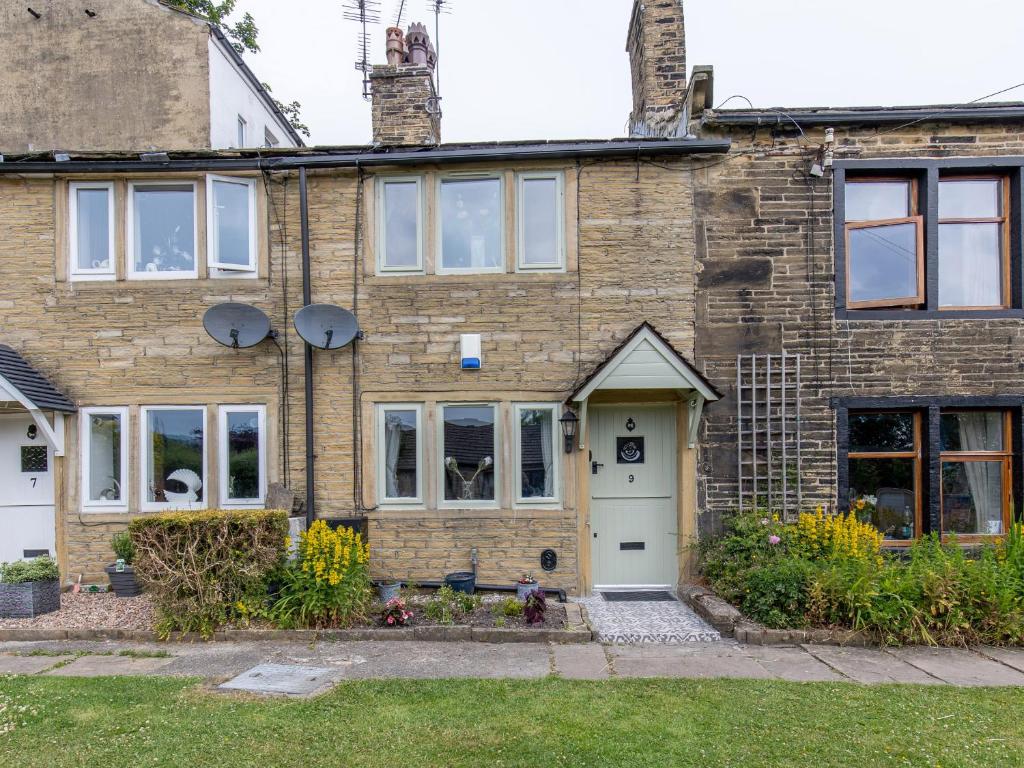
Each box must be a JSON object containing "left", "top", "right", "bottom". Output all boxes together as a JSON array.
[{"left": 626, "top": 0, "right": 687, "bottom": 135}]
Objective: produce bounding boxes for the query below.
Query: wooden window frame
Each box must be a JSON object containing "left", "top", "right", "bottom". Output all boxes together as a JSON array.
[
  {"left": 515, "top": 172, "right": 566, "bottom": 272},
  {"left": 847, "top": 410, "right": 923, "bottom": 545},
  {"left": 939, "top": 409, "right": 1013, "bottom": 542},
  {"left": 436, "top": 174, "right": 506, "bottom": 276},
  {"left": 937, "top": 175, "right": 1011, "bottom": 310},
  {"left": 844, "top": 178, "right": 925, "bottom": 309}
]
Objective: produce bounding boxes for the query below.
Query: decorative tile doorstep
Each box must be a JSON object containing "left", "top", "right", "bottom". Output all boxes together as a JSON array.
[{"left": 574, "top": 595, "right": 722, "bottom": 645}]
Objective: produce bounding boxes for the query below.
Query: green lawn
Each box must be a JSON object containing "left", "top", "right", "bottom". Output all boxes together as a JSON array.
[{"left": 2, "top": 675, "right": 1023, "bottom": 767}]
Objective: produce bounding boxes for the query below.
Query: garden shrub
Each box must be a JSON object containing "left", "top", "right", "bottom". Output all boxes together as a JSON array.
[
  {"left": 271, "top": 520, "right": 372, "bottom": 629},
  {"left": 424, "top": 585, "right": 481, "bottom": 624},
  {"left": 129, "top": 509, "right": 288, "bottom": 638},
  {"left": 740, "top": 556, "right": 816, "bottom": 628},
  {"left": 0, "top": 557, "right": 59, "bottom": 584},
  {"left": 111, "top": 531, "right": 136, "bottom": 564},
  {"left": 794, "top": 507, "right": 883, "bottom": 564}
]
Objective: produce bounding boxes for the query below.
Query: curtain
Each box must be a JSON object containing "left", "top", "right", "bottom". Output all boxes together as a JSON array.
[
  {"left": 540, "top": 410, "right": 553, "bottom": 497},
  {"left": 384, "top": 414, "right": 402, "bottom": 498},
  {"left": 957, "top": 412, "right": 1002, "bottom": 533}
]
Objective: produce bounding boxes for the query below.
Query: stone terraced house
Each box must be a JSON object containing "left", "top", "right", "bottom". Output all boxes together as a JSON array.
[{"left": 0, "top": 0, "right": 1022, "bottom": 596}]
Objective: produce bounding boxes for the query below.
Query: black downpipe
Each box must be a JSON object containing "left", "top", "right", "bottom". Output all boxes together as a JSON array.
[{"left": 299, "top": 166, "right": 314, "bottom": 528}]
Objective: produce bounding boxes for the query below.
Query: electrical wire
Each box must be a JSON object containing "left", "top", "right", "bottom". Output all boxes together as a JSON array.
[{"left": 872, "top": 80, "right": 1024, "bottom": 138}]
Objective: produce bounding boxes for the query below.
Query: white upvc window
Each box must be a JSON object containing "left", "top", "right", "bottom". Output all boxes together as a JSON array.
[
  {"left": 513, "top": 403, "right": 560, "bottom": 505},
  {"left": 218, "top": 405, "right": 267, "bottom": 508},
  {"left": 376, "top": 403, "right": 423, "bottom": 505},
  {"left": 207, "top": 174, "right": 258, "bottom": 277},
  {"left": 438, "top": 403, "right": 499, "bottom": 508},
  {"left": 140, "top": 406, "right": 207, "bottom": 512},
  {"left": 69, "top": 182, "right": 116, "bottom": 281},
  {"left": 437, "top": 174, "right": 505, "bottom": 274},
  {"left": 237, "top": 115, "right": 247, "bottom": 148},
  {"left": 127, "top": 181, "right": 199, "bottom": 279},
  {"left": 377, "top": 176, "right": 424, "bottom": 273},
  {"left": 516, "top": 172, "right": 565, "bottom": 271},
  {"left": 80, "top": 407, "right": 128, "bottom": 512}
]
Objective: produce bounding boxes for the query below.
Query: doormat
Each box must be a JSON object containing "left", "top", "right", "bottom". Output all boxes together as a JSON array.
[{"left": 601, "top": 591, "right": 677, "bottom": 602}]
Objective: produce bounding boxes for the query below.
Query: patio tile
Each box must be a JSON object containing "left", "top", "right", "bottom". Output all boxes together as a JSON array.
[
  {"left": 975, "top": 646, "right": 1024, "bottom": 675},
  {"left": 742, "top": 645, "right": 847, "bottom": 682},
  {"left": 44, "top": 654, "right": 173, "bottom": 677},
  {"left": 609, "top": 642, "right": 771, "bottom": 679},
  {"left": 0, "top": 654, "right": 74, "bottom": 675},
  {"left": 802, "top": 645, "right": 939, "bottom": 684},
  {"left": 888, "top": 647, "right": 1024, "bottom": 687},
  {"left": 552, "top": 643, "right": 611, "bottom": 679}
]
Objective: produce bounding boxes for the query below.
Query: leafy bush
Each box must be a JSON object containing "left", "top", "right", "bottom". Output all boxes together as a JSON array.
[
  {"left": 111, "top": 531, "right": 135, "bottom": 565},
  {"left": 524, "top": 589, "right": 547, "bottom": 625},
  {"left": 424, "top": 585, "right": 481, "bottom": 624},
  {"left": 494, "top": 597, "right": 523, "bottom": 617},
  {"left": 129, "top": 509, "right": 288, "bottom": 638},
  {"left": 0, "top": 557, "right": 59, "bottom": 584},
  {"left": 271, "top": 521, "right": 372, "bottom": 629}
]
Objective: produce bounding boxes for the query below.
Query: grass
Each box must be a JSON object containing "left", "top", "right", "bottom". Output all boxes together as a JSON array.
[{"left": 2, "top": 675, "right": 1023, "bottom": 767}]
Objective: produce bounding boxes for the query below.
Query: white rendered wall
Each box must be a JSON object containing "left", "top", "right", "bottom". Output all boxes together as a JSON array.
[{"left": 208, "top": 38, "right": 298, "bottom": 149}]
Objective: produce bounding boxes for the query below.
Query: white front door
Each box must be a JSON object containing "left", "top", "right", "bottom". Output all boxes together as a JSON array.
[
  {"left": 0, "top": 414, "right": 56, "bottom": 562},
  {"left": 590, "top": 404, "right": 677, "bottom": 588}
]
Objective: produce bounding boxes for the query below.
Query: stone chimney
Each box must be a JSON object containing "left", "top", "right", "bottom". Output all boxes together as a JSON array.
[
  {"left": 370, "top": 22, "right": 441, "bottom": 146},
  {"left": 626, "top": 0, "right": 688, "bottom": 137}
]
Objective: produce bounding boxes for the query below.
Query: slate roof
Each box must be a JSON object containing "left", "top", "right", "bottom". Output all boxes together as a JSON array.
[{"left": 0, "top": 346, "right": 76, "bottom": 412}]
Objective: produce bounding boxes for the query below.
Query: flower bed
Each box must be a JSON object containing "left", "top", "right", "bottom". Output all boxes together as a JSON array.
[{"left": 700, "top": 509, "right": 1024, "bottom": 646}]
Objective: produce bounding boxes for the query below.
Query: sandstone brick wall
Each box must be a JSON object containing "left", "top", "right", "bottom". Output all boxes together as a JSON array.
[
  {"left": 626, "top": 0, "right": 687, "bottom": 135},
  {"left": 692, "top": 120, "right": 1024, "bottom": 536},
  {"left": 0, "top": 0, "right": 212, "bottom": 152},
  {"left": 369, "top": 65, "right": 441, "bottom": 146}
]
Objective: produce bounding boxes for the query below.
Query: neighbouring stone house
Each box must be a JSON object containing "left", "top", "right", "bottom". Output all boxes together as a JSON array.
[{"left": 0, "top": 0, "right": 1021, "bottom": 594}]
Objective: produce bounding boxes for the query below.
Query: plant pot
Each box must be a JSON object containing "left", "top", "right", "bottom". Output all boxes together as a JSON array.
[
  {"left": 105, "top": 564, "right": 142, "bottom": 598},
  {"left": 444, "top": 571, "right": 475, "bottom": 595},
  {"left": 516, "top": 582, "right": 540, "bottom": 601},
  {"left": 377, "top": 581, "right": 401, "bottom": 602},
  {"left": 0, "top": 579, "right": 60, "bottom": 618}
]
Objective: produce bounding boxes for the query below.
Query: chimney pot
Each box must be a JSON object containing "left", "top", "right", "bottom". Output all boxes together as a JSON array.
[
  {"left": 370, "top": 20, "right": 441, "bottom": 146},
  {"left": 406, "top": 22, "right": 431, "bottom": 67},
  {"left": 385, "top": 27, "right": 406, "bottom": 66}
]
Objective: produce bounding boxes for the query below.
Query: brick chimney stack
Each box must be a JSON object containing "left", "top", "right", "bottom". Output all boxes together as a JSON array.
[
  {"left": 626, "top": 0, "right": 688, "bottom": 137},
  {"left": 370, "top": 22, "right": 441, "bottom": 146}
]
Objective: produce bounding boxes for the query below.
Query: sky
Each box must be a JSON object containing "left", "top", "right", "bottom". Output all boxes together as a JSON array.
[{"left": 236, "top": 0, "right": 1024, "bottom": 146}]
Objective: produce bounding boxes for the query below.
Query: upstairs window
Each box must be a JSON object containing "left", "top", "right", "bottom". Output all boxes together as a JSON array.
[
  {"left": 439, "top": 176, "right": 503, "bottom": 273},
  {"left": 207, "top": 175, "right": 257, "bottom": 275},
  {"left": 127, "top": 182, "right": 198, "bottom": 279},
  {"left": 263, "top": 127, "right": 280, "bottom": 148},
  {"left": 378, "top": 177, "right": 423, "bottom": 272},
  {"left": 938, "top": 177, "right": 1008, "bottom": 309},
  {"left": 69, "top": 182, "right": 115, "bottom": 280},
  {"left": 237, "top": 115, "right": 247, "bottom": 148},
  {"left": 517, "top": 172, "right": 564, "bottom": 271},
  {"left": 844, "top": 179, "right": 923, "bottom": 309}
]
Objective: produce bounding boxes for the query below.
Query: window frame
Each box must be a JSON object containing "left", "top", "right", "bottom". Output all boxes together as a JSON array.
[
  {"left": 375, "top": 403, "right": 424, "bottom": 506},
  {"left": 139, "top": 405, "right": 208, "bottom": 513},
  {"left": 436, "top": 173, "right": 506, "bottom": 275},
  {"left": 237, "top": 115, "right": 247, "bottom": 148},
  {"left": 217, "top": 404, "right": 267, "bottom": 509},
  {"left": 263, "top": 127, "right": 279, "bottom": 149},
  {"left": 846, "top": 409, "right": 923, "bottom": 546},
  {"left": 843, "top": 177, "right": 925, "bottom": 310},
  {"left": 79, "top": 406, "right": 129, "bottom": 513},
  {"left": 437, "top": 402, "right": 500, "bottom": 509},
  {"left": 515, "top": 171, "right": 566, "bottom": 272},
  {"left": 206, "top": 174, "right": 258, "bottom": 277},
  {"left": 68, "top": 181, "right": 116, "bottom": 282},
  {"left": 513, "top": 403, "right": 561, "bottom": 506},
  {"left": 939, "top": 409, "right": 1012, "bottom": 541},
  {"left": 126, "top": 180, "right": 200, "bottom": 281},
  {"left": 376, "top": 175, "right": 425, "bottom": 274},
  {"left": 937, "top": 174, "right": 1011, "bottom": 310}
]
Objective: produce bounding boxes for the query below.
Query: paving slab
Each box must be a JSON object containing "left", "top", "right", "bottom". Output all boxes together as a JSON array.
[
  {"left": 0, "top": 654, "right": 75, "bottom": 675},
  {"left": 552, "top": 643, "right": 610, "bottom": 680},
  {"left": 219, "top": 664, "right": 338, "bottom": 697},
  {"left": 319, "top": 641, "right": 551, "bottom": 679},
  {"left": 609, "top": 642, "right": 772, "bottom": 679},
  {"left": 975, "top": 646, "right": 1024, "bottom": 675},
  {"left": 889, "top": 647, "right": 1024, "bottom": 687},
  {"left": 742, "top": 645, "right": 847, "bottom": 682},
  {"left": 802, "top": 645, "right": 939, "bottom": 685},
  {"left": 44, "top": 654, "right": 174, "bottom": 677}
]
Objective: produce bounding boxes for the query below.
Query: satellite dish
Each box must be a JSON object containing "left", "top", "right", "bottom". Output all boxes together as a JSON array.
[
  {"left": 294, "top": 304, "right": 359, "bottom": 350},
  {"left": 203, "top": 303, "right": 272, "bottom": 349}
]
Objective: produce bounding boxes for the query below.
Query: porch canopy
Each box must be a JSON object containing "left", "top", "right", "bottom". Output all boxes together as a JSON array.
[
  {"left": 0, "top": 345, "right": 76, "bottom": 455},
  {"left": 568, "top": 323, "right": 721, "bottom": 448}
]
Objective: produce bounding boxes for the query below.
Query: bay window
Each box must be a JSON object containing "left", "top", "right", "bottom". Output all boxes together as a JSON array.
[
  {"left": 80, "top": 407, "right": 128, "bottom": 512},
  {"left": 141, "top": 406, "right": 206, "bottom": 511},
  {"left": 218, "top": 405, "right": 266, "bottom": 507}
]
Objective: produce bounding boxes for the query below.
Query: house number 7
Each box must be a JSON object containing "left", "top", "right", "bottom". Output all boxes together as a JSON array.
[
  {"left": 628, "top": 474, "right": 635, "bottom": 483},
  {"left": 29, "top": 478, "right": 37, "bottom": 487}
]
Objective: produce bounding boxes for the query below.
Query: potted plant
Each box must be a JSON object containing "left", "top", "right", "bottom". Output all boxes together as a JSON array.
[
  {"left": 380, "top": 596, "right": 413, "bottom": 627},
  {"left": 377, "top": 578, "right": 401, "bottom": 602},
  {"left": 516, "top": 573, "right": 539, "bottom": 602},
  {"left": 0, "top": 557, "right": 60, "bottom": 618},
  {"left": 105, "top": 531, "right": 142, "bottom": 598}
]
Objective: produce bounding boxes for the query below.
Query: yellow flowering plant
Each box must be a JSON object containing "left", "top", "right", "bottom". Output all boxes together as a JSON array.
[
  {"left": 272, "top": 521, "right": 372, "bottom": 628},
  {"left": 795, "top": 506, "right": 883, "bottom": 565}
]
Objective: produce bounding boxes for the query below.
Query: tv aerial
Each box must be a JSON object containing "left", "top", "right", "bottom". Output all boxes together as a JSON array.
[
  {"left": 203, "top": 303, "right": 274, "bottom": 349},
  {"left": 294, "top": 304, "right": 361, "bottom": 350},
  {"left": 344, "top": 0, "right": 382, "bottom": 100}
]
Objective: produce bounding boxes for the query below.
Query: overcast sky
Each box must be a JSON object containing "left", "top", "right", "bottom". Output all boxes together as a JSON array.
[{"left": 238, "top": 0, "right": 1024, "bottom": 146}]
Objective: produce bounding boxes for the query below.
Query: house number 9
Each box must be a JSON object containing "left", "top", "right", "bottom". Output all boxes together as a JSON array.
[{"left": 628, "top": 474, "right": 635, "bottom": 483}]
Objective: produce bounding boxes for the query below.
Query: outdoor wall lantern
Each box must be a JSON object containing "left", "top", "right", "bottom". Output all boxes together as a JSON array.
[{"left": 559, "top": 408, "right": 579, "bottom": 454}]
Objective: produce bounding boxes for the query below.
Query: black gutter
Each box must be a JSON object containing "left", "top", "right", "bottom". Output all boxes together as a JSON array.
[
  {"left": 0, "top": 139, "right": 732, "bottom": 175},
  {"left": 703, "top": 105, "right": 1024, "bottom": 128},
  {"left": 299, "top": 167, "right": 315, "bottom": 528}
]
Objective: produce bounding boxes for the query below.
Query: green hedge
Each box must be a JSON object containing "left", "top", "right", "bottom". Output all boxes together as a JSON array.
[
  {"left": 129, "top": 509, "right": 288, "bottom": 638},
  {"left": 0, "top": 557, "right": 59, "bottom": 584}
]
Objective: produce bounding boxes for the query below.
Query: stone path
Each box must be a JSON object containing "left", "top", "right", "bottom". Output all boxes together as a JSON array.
[
  {"left": 575, "top": 594, "right": 720, "bottom": 643},
  {"left": 4, "top": 639, "right": 1024, "bottom": 690}
]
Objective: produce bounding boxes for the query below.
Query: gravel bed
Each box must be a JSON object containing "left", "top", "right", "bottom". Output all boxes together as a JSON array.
[{"left": 0, "top": 593, "right": 154, "bottom": 630}]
